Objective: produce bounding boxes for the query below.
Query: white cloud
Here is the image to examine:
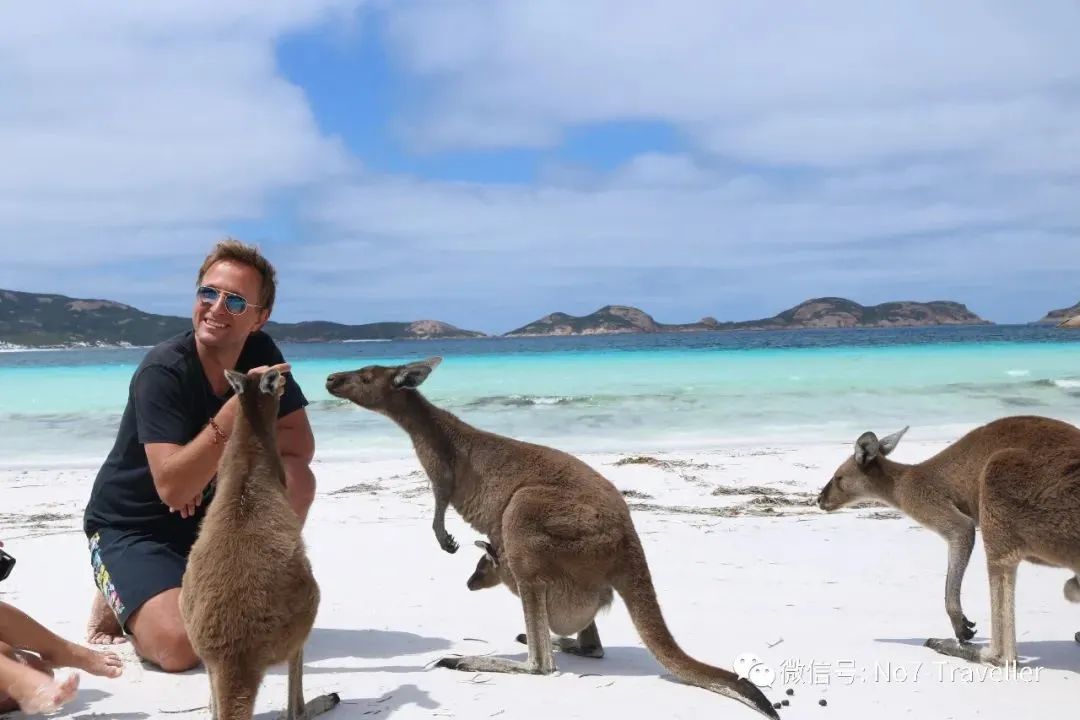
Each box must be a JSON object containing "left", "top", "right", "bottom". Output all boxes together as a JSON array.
[
  {"left": 288, "top": 150, "right": 1080, "bottom": 330},
  {"left": 383, "top": 0, "right": 1080, "bottom": 168},
  {"left": 283, "top": 0, "right": 1079, "bottom": 328},
  {"left": 2, "top": 0, "right": 1078, "bottom": 330},
  {"left": 0, "top": 1, "right": 358, "bottom": 276}
]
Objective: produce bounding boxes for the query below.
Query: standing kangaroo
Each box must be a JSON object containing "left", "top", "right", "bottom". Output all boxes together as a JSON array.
[
  {"left": 181, "top": 368, "right": 339, "bottom": 720},
  {"left": 326, "top": 358, "right": 778, "bottom": 718},
  {"left": 817, "top": 415, "right": 1080, "bottom": 665}
]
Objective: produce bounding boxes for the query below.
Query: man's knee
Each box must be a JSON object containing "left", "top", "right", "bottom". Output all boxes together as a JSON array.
[
  {"left": 127, "top": 589, "right": 200, "bottom": 673},
  {"left": 143, "top": 628, "right": 199, "bottom": 673}
]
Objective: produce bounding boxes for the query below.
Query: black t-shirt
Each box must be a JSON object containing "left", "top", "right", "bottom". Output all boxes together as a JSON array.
[{"left": 83, "top": 330, "right": 307, "bottom": 546}]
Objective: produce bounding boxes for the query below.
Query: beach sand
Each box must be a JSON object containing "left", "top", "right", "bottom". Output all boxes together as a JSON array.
[{"left": 0, "top": 436, "right": 1075, "bottom": 719}]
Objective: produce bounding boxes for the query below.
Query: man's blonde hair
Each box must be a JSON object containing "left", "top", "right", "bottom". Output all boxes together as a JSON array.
[{"left": 197, "top": 238, "right": 277, "bottom": 312}]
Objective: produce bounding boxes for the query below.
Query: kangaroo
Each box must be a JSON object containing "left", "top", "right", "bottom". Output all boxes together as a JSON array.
[
  {"left": 817, "top": 415, "right": 1080, "bottom": 664},
  {"left": 181, "top": 368, "right": 339, "bottom": 720},
  {"left": 325, "top": 358, "right": 778, "bottom": 719},
  {"left": 467, "top": 539, "right": 609, "bottom": 657}
]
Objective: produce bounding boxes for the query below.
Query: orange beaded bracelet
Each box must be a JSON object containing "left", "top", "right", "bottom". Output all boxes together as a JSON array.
[{"left": 208, "top": 416, "right": 228, "bottom": 445}]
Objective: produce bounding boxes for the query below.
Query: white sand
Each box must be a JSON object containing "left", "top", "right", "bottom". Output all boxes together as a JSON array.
[{"left": 0, "top": 435, "right": 1076, "bottom": 719}]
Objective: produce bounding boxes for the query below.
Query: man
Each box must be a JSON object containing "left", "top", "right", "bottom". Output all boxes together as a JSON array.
[{"left": 82, "top": 239, "right": 316, "bottom": 672}]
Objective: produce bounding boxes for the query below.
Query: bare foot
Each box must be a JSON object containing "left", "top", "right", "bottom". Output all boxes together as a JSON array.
[
  {"left": 86, "top": 594, "right": 126, "bottom": 645},
  {"left": 41, "top": 643, "right": 123, "bottom": 679},
  {"left": 5, "top": 663, "right": 79, "bottom": 714}
]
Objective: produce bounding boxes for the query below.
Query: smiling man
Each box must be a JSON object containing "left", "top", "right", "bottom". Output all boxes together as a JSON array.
[{"left": 82, "top": 239, "right": 315, "bottom": 672}]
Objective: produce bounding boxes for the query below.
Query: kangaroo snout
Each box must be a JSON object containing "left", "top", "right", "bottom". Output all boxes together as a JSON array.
[{"left": 325, "top": 372, "right": 347, "bottom": 393}]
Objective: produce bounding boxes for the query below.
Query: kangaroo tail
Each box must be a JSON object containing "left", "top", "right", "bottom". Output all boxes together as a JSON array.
[
  {"left": 612, "top": 534, "right": 778, "bottom": 718},
  {"left": 1065, "top": 576, "right": 1080, "bottom": 603}
]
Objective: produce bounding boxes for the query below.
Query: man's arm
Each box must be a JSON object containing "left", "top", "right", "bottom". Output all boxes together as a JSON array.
[
  {"left": 277, "top": 407, "right": 316, "bottom": 523},
  {"left": 143, "top": 362, "right": 291, "bottom": 515},
  {"left": 146, "top": 396, "right": 240, "bottom": 512}
]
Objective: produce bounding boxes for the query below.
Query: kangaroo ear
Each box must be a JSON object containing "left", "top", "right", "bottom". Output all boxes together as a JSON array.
[
  {"left": 879, "top": 426, "right": 908, "bottom": 456},
  {"left": 224, "top": 369, "right": 246, "bottom": 396},
  {"left": 473, "top": 540, "right": 497, "bottom": 565},
  {"left": 854, "top": 431, "right": 880, "bottom": 466},
  {"left": 258, "top": 369, "right": 283, "bottom": 397},
  {"left": 392, "top": 357, "right": 442, "bottom": 389}
]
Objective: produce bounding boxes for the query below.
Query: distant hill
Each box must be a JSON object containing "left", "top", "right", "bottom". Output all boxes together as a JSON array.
[
  {"left": 262, "top": 319, "right": 485, "bottom": 342},
  {"left": 505, "top": 298, "right": 989, "bottom": 336},
  {"left": 726, "top": 297, "right": 990, "bottom": 330},
  {"left": 1033, "top": 300, "right": 1080, "bottom": 326},
  {"left": 0, "top": 287, "right": 994, "bottom": 348},
  {"left": 0, "top": 288, "right": 485, "bottom": 347},
  {"left": 505, "top": 305, "right": 718, "bottom": 337}
]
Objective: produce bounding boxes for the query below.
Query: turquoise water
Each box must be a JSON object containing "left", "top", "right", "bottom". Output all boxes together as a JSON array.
[{"left": 1, "top": 327, "right": 1078, "bottom": 465}]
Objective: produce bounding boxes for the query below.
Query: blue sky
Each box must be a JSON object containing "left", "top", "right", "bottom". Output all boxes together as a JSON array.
[{"left": 2, "top": 2, "right": 1079, "bottom": 333}]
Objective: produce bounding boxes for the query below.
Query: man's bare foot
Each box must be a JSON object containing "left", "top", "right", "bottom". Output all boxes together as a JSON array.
[
  {"left": 5, "top": 664, "right": 79, "bottom": 715},
  {"left": 86, "top": 594, "right": 126, "bottom": 645}
]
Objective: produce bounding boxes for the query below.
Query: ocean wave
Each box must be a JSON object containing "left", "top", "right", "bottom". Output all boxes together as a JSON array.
[
  {"left": 466, "top": 394, "right": 597, "bottom": 409},
  {"left": 1027, "top": 378, "right": 1080, "bottom": 394},
  {"left": 1000, "top": 396, "right": 1046, "bottom": 407},
  {"left": 310, "top": 398, "right": 357, "bottom": 410}
]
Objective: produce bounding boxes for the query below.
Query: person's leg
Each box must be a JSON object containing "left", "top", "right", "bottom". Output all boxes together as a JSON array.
[
  {"left": 87, "top": 592, "right": 125, "bottom": 645},
  {"left": 0, "top": 648, "right": 78, "bottom": 715},
  {"left": 85, "top": 530, "right": 127, "bottom": 645},
  {"left": 125, "top": 588, "right": 199, "bottom": 673},
  {"left": 0, "top": 641, "right": 51, "bottom": 714},
  {"left": 0, "top": 602, "right": 123, "bottom": 678},
  {"left": 85, "top": 529, "right": 199, "bottom": 673}
]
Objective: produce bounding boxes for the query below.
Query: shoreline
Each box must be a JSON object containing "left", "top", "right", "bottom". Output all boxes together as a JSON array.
[
  {"left": 3, "top": 321, "right": 1080, "bottom": 354},
  {"left": 0, "top": 423, "right": 990, "bottom": 474}
]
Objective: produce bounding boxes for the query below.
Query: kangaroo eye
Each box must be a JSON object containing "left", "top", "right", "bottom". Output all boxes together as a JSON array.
[{"left": 832, "top": 476, "right": 843, "bottom": 487}]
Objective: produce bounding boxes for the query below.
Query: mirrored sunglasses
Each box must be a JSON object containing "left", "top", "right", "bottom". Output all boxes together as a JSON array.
[{"left": 196, "top": 285, "right": 263, "bottom": 316}]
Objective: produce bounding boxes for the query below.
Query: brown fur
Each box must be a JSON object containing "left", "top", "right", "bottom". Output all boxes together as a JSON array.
[
  {"left": 467, "top": 539, "right": 611, "bottom": 656},
  {"left": 326, "top": 358, "right": 777, "bottom": 718},
  {"left": 180, "top": 368, "right": 338, "bottom": 720},
  {"left": 818, "top": 415, "right": 1080, "bottom": 664}
]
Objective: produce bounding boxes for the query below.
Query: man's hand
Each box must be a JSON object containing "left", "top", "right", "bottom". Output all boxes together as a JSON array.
[
  {"left": 169, "top": 492, "right": 202, "bottom": 519},
  {"left": 247, "top": 362, "right": 290, "bottom": 378},
  {"left": 162, "top": 363, "right": 290, "bottom": 519}
]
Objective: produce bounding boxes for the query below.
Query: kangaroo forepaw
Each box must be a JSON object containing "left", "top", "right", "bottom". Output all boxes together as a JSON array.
[
  {"left": 438, "top": 533, "right": 459, "bottom": 554},
  {"left": 955, "top": 616, "right": 977, "bottom": 641}
]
